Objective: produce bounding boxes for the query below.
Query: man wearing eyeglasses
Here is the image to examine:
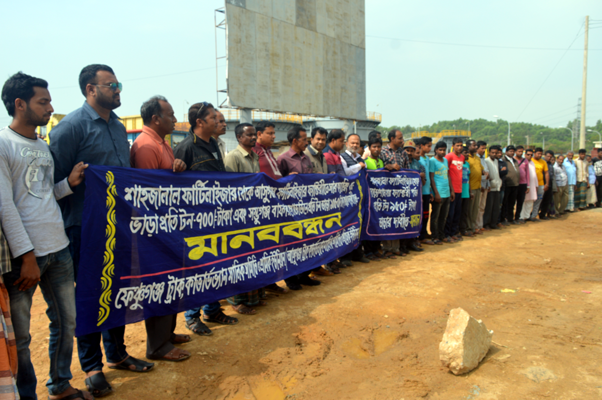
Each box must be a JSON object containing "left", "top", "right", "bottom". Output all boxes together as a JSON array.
[
  {"left": 50, "top": 64, "right": 153, "bottom": 398},
  {"left": 173, "top": 102, "right": 240, "bottom": 336}
]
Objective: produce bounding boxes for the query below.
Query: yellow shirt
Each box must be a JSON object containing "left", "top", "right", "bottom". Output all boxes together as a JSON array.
[
  {"left": 532, "top": 158, "right": 548, "bottom": 186},
  {"left": 467, "top": 154, "right": 482, "bottom": 190}
]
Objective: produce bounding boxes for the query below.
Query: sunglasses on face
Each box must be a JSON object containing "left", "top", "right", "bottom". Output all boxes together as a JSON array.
[{"left": 94, "top": 82, "right": 123, "bottom": 92}]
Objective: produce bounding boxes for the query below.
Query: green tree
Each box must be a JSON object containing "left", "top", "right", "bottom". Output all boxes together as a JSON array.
[{"left": 378, "top": 117, "right": 602, "bottom": 154}]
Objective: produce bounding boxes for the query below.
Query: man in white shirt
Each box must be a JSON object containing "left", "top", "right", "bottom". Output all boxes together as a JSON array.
[
  {"left": 0, "top": 72, "right": 91, "bottom": 400},
  {"left": 340, "top": 133, "right": 366, "bottom": 176},
  {"left": 339, "top": 133, "right": 370, "bottom": 264}
]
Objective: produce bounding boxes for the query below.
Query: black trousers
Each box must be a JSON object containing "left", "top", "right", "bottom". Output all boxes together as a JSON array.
[
  {"left": 515, "top": 184, "right": 527, "bottom": 221},
  {"left": 145, "top": 314, "right": 177, "bottom": 358},
  {"left": 363, "top": 240, "right": 381, "bottom": 255},
  {"left": 539, "top": 187, "right": 554, "bottom": 218},
  {"left": 444, "top": 193, "right": 463, "bottom": 237},
  {"left": 342, "top": 247, "right": 365, "bottom": 261},
  {"left": 501, "top": 185, "right": 519, "bottom": 222},
  {"left": 483, "top": 191, "right": 501, "bottom": 229},
  {"left": 430, "top": 198, "right": 450, "bottom": 240}
]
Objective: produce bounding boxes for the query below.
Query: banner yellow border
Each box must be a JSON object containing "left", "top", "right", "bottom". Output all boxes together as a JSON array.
[{"left": 98, "top": 171, "right": 117, "bottom": 326}]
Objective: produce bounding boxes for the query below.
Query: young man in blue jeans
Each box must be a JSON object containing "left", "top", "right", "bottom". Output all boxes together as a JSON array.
[{"left": 0, "top": 73, "right": 91, "bottom": 400}]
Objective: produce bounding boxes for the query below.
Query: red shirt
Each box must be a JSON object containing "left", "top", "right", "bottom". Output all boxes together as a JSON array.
[
  {"left": 130, "top": 126, "right": 174, "bottom": 170},
  {"left": 445, "top": 152, "right": 465, "bottom": 194},
  {"left": 253, "top": 142, "right": 282, "bottom": 180}
]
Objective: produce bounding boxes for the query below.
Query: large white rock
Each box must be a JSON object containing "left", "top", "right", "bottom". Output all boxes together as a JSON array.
[{"left": 439, "top": 308, "right": 493, "bottom": 375}]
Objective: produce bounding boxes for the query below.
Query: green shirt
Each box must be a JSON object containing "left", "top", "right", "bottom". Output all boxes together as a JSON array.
[{"left": 365, "top": 157, "right": 383, "bottom": 170}]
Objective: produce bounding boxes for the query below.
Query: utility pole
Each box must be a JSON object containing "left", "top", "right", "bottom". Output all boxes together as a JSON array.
[
  {"left": 579, "top": 16, "right": 589, "bottom": 150},
  {"left": 573, "top": 98, "right": 581, "bottom": 152}
]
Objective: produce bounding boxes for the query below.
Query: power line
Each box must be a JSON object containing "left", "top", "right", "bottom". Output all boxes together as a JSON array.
[
  {"left": 527, "top": 104, "right": 578, "bottom": 122},
  {"left": 540, "top": 112, "right": 583, "bottom": 126},
  {"left": 366, "top": 34, "right": 601, "bottom": 51},
  {"left": 527, "top": 104, "right": 602, "bottom": 126},
  {"left": 514, "top": 23, "right": 585, "bottom": 121},
  {"left": 541, "top": 107, "right": 602, "bottom": 126}
]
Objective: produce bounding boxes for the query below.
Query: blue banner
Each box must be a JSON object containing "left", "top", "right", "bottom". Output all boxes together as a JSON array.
[
  {"left": 75, "top": 166, "right": 366, "bottom": 336},
  {"left": 361, "top": 170, "right": 422, "bottom": 241}
]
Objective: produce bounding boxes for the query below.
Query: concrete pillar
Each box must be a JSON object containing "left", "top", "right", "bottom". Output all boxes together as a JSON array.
[
  {"left": 240, "top": 108, "right": 252, "bottom": 124},
  {"left": 342, "top": 120, "right": 354, "bottom": 136}
]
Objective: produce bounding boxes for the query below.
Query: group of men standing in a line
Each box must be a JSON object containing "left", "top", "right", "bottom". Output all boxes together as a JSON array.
[
  {"left": 417, "top": 138, "right": 601, "bottom": 247},
  {"left": 0, "top": 65, "right": 437, "bottom": 400},
  {"left": 1, "top": 64, "right": 602, "bottom": 400}
]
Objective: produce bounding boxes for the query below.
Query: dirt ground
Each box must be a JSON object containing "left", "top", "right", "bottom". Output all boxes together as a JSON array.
[{"left": 29, "top": 208, "right": 602, "bottom": 400}]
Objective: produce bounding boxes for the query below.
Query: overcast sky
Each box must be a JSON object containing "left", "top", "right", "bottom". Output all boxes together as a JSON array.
[{"left": 0, "top": 0, "right": 600, "bottom": 129}]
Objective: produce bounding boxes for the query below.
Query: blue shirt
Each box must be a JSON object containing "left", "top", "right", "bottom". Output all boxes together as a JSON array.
[
  {"left": 588, "top": 165, "right": 596, "bottom": 185},
  {"left": 563, "top": 159, "right": 577, "bottom": 185},
  {"left": 419, "top": 155, "right": 431, "bottom": 195},
  {"left": 50, "top": 102, "right": 131, "bottom": 228},
  {"left": 462, "top": 161, "right": 470, "bottom": 198},
  {"left": 429, "top": 157, "right": 450, "bottom": 199}
]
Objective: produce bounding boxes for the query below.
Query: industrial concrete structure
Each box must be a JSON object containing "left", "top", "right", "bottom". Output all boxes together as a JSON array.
[{"left": 223, "top": 0, "right": 366, "bottom": 121}]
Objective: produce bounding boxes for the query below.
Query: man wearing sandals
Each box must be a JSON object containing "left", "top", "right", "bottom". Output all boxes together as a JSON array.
[
  {"left": 1, "top": 72, "right": 92, "bottom": 400},
  {"left": 130, "top": 96, "right": 191, "bottom": 362},
  {"left": 224, "top": 123, "right": 266, "bottom": 315},
  {"left": 173, "top": 102, "right": 239, "bottom": 336},
  {"left": 50, "top": 64, "right": 154, "bottom": 397}
]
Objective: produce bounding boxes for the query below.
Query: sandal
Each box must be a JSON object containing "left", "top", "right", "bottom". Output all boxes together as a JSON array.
[
  {"left": 170, "top": 333, "right": 191, "bottom": 344},
  {"left": 256, "top": 300, "right": 268, "bottom": 307},
  {"left": 108, "top": 356, "right": 154, "bottom": 372},
  {"left": 383, "top": 252, "right": 397, "bottom": 259},
  {"left": 265, "top": 283, "right": 289, "bottom": 294},
  {"left": 433, "top": 239, "right": 443, "bottom": 245},
  {"left": 84, "top": 372, "right": 112, "bottom": 398},
  {"left": 49, "top": 388, "right": 93, "bottom": 400},
  {"left": 148, "top": 347, "right": 191, "bottom": 362},
  {"left": 186, "top": 317, "right": 213, "bottom": 336},
  {"left": 231, "top": 304, "right": 257, "bottom": 315},
  {"left": 203, "top": 309, "right": 240, "bottom": 324}
]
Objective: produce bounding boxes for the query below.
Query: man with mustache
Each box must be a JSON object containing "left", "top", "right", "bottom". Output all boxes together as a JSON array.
[
  {"left": 50, "top": 64, "right": 153, "bottom": 398},
  {"left": 130, "top": 96, "right": 190, "bottom": 363}
]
